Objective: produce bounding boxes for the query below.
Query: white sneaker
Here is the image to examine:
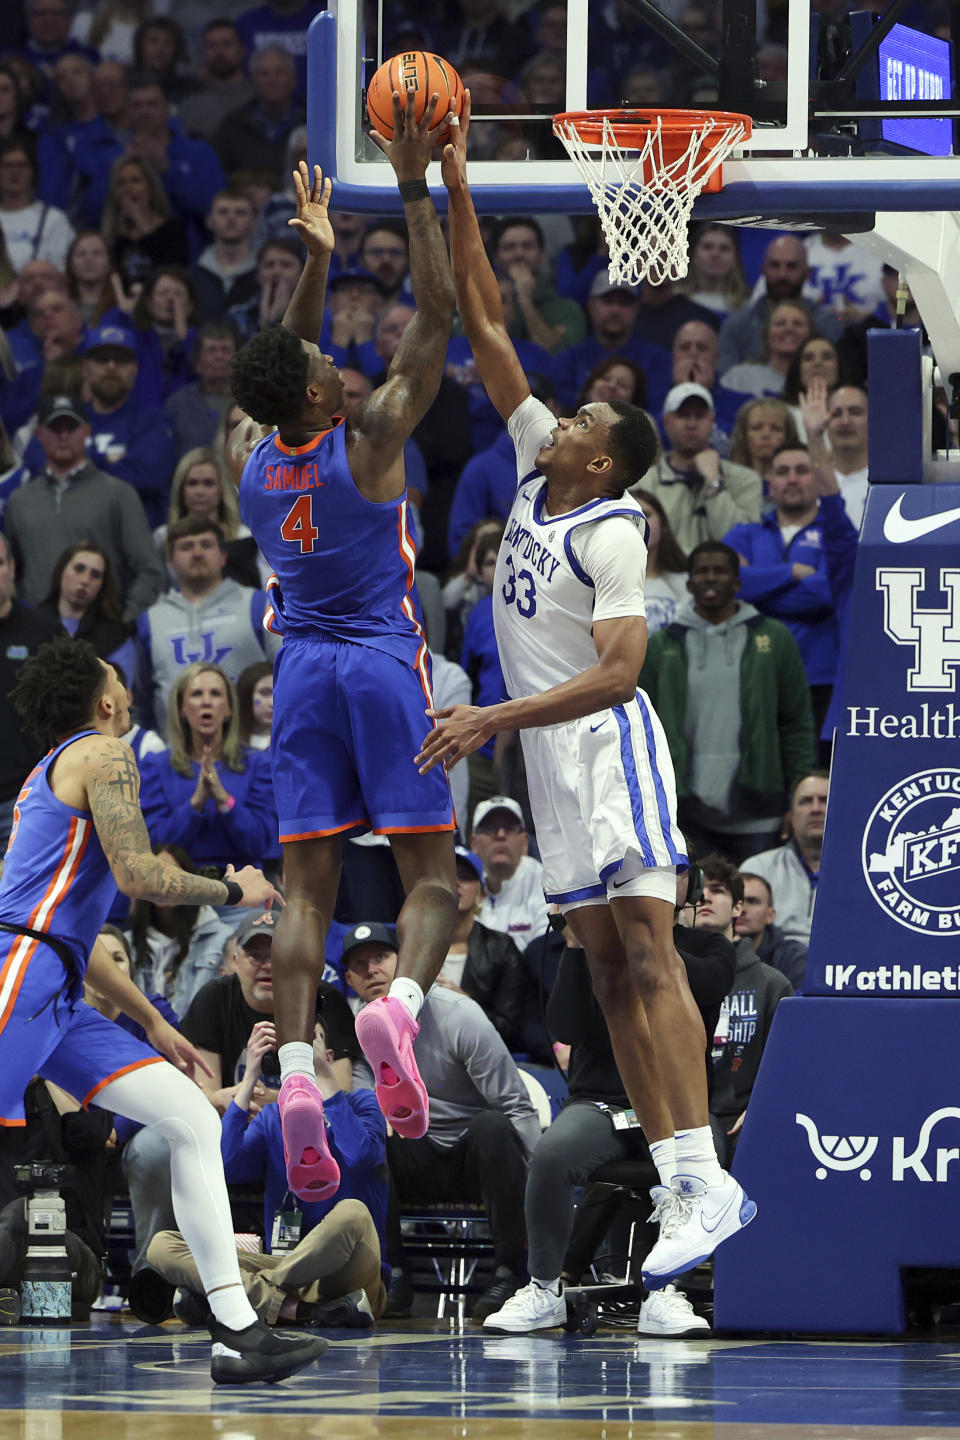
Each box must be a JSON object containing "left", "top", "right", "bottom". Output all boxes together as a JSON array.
[
  {"left": 637, "top": 1283, "right": 711, "bottom": 1337},
  {"left": 482, "top": 1280, "right": 566, "bottom": 1333},
  {"left": 642, "top": 1171, "right": 756, "bottom": 1289}
]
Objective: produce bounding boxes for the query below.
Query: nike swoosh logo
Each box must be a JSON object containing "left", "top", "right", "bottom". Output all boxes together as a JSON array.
[
  {"left": 701, "top": 1187, "right": 739, "bottom": 1234},
  {"left": 884, "top": 493, "right": 960, "bottom": 543},
  {"left": 611, "top": 877, "right": 628, "bottom": 889},
  {"left": 589, "top": 720, "right": 608, "bottom": 733}
]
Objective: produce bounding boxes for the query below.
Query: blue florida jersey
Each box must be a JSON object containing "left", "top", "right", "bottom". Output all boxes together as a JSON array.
[
  {"left": 0, "top": 731, "right": 117, "bottom": 977},
  {"left": 239, "top": 419, "right": 425, "bottom": 668}
]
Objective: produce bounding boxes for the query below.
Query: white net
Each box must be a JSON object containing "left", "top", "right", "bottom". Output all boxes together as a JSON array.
[{"left": 552, "top": 112, "right": 750, "bottom": 287}]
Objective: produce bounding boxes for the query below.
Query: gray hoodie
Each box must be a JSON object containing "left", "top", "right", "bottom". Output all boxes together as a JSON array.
[
  {"left": 135, "top": 578, "right": 280, "bottom": 731},
  {"left": 675, "top": 597, "right": 760, "bottom": 818}
]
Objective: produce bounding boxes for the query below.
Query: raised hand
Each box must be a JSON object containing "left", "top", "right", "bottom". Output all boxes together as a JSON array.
[
  {"left": 370, "top": 88, "right": 457, "bottom": 182},
  {"left": 440, "top": 89, "right": 471, "bottom": 191},
  {"left": 800, "top": 375, "right": 830, "bottom": 439},
  {"left": 287, "top": 160, "right": 334, "bottom": 257}
]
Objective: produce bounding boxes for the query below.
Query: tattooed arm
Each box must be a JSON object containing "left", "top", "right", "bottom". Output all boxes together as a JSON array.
[
  {"left": 348, "top": 92, "right": 456, "bottom": 503},
  {"left": 84, "top": 738, "right": 280, "bottom": 908}
]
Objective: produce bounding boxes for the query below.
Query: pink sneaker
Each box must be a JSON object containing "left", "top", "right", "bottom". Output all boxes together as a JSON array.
[
  {"left": 354, "top": 995, "right": 429, "bottom": 1138},
  {"left": 277, "top": 1075, "right": 341, "bottom": 1202}
]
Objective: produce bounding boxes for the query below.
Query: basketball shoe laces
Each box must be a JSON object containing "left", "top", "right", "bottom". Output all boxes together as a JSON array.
[{"left": 650, "top": 1188, "right": 694, "bottom": 1237}]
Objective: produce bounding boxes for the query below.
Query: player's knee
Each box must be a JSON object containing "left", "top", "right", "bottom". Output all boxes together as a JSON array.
[
  {"left": 589, "top": 956, "right": 637, "bottom": 1013},
  {"left": 627, "top": 940, "right": 684, "bottom": 999}
]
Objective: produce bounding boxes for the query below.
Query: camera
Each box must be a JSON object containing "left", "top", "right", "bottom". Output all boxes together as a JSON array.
[{"left": 13, "top": 1163, "right": 72, "bottom": 1322}]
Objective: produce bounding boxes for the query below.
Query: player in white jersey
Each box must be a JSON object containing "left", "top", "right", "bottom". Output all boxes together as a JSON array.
[{"left": 417, "top": 101, "right": 756, "bottom": 1321}]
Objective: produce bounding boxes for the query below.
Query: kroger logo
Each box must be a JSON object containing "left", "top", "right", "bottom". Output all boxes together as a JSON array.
[{"left": 796, "top": 1108, "right": 960, "bottom": 1183}]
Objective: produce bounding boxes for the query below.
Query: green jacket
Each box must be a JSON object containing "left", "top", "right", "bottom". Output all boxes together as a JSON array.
[{"left": 640, "top": 609, "right": 816, "bottom": 821}]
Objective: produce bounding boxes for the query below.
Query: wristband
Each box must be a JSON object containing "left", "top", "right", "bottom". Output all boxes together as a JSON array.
[
  {"left": 398, "top": 178, "right": 429, "bottom": 203},
  {"left": 222, "top": 880, "right": 243, "bottom": 906}
]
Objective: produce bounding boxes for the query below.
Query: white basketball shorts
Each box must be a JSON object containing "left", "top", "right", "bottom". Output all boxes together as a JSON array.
[{"left": 522, "top": 688, "right": 688, "bottom": 912}]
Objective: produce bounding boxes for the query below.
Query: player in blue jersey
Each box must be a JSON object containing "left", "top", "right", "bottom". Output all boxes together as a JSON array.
[
  {"left": 416, "top": 104, "right": 755, "bottom": 1316},
  {"left": 225, "top": 99, "right": 460, "bottom": 1201},
  {"left": 2, "top": 634, "right": 326, "bottom": 1384}
]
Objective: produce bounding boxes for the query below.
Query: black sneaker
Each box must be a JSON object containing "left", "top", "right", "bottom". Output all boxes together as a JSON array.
[
  {"left": 209, "top": 1316, "right": 328, "bottom": 1385},
  {"left": 296, "top": 1289, "right": 375, "bottom": 1330},
  {"left": 173, "top": 1287, "right": 213, "bottom": 1327},
  {"left": 471, "top": 1270, "right": 521, "bottom": 1324},
  {"left": 382, "top": 1270, "right": 414, "bottom": 1319}
]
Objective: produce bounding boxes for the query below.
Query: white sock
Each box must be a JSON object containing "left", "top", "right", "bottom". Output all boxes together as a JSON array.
[
  {"left": 208, "top": 1283, "right": 259, "bottom": 1332},
  {"left": 388, "top": 977, "right": 424, "bottom": 1022},
  {"left": 674, "top": 1126, "right": 724, "bottom": 1189},
  {"left": 278, "top": 1042, "right": 316, "bottom": 1085},
  {"left": 532, "top": 1276, "right": 561, "bottom": 1295},
  {"left": 649, "top": 1136, "right": 677, "bottom": 1189}
]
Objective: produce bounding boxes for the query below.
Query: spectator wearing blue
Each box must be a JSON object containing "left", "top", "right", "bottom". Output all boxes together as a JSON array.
[
  {"left": 0, "top": 415, "right": 28, "bottom": 521},
  {"left": 322, "top": 270, "right": 389, "bottom": 374},
  {"left": 148, "top": 1004, "right": 387, "bottom": 1327},
  {"left": 461, "top": 588, "right": 505, "bottom": 812},
  {"left": 446, "top": 276, "right": 552, "bottom": 451},
  {"left": 136, "top": 515, "right": 279, "bottom": 732},
  {"left": 139, "top": 660, "right": 278, "bottom": 874},
  {"left": 724, "top": 441, "right": 856, "bottom": 736},
  {"left": 551, "top": 272, "right": 664, "bottom": 410},
  {"left": 79, "top": 78, "right": 225, "bottom": 245},
  {"left": 34, "top": 52, "right": 101, "bottom": 211},
  {"left": 213, "top": 46, "right": 304, "bottom": 179},
  {"left": 447, "top": 374, "right": 560, "bottom": 561},
  {"left": 100, "top": 268, "right": 198, "bottom": 405},
  {"left": 234, "top": 0, "right": 325, "bottom": 105},
  {"left": 189, "top": 190, "right": 258, "bottom": 324},
  {"left": 18, "top": 0, "right": 99, "bottom": 78},
  {"left": 78, "top": 320, "right": 175, "bottom": 525}
]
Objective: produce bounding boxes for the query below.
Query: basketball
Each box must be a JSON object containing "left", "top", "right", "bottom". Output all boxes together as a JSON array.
[{"left": 366, "top": 51, "right": 464, "bottom": 142}]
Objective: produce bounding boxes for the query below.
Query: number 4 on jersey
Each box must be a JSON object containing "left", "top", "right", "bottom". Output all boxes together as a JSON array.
[{"left": 280, "top": 494, "right": 320, "bottom": 554}]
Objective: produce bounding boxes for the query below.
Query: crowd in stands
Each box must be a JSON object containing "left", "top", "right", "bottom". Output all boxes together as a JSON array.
[{"left": 0, "top": 0, "right": 950, "bottom": 1333}]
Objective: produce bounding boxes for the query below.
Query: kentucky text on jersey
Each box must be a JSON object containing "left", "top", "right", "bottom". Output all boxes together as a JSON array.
[
  {"left": 503, "top": 516, "right": 562, "bottom": 582},
  {"left": 263, "top": 462, "right": 325, "bottom": 491}
]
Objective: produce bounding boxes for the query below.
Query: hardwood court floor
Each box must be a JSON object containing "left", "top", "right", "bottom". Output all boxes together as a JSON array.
[{"left": 4, "top": 1317, "right": 960, "bottom": 1439}]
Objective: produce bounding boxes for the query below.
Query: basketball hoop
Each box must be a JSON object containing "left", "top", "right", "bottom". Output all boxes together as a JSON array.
[{"left": 552, "top": 109, "right": 752, "bottom": 287}]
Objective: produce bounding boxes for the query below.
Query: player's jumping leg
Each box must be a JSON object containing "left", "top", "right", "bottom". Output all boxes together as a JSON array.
[
  {"left": 354, "top": 830, "right": 458, "bottom": 1138},
  {"left": 569, "top": 897, "right": 755, "bottom": 1286},
  {"left": 270, "top": 835, "right": 343, "bottom": 1201},
  {"left": 95, "top": 1063, "right": 327, "bottom": 1384}
]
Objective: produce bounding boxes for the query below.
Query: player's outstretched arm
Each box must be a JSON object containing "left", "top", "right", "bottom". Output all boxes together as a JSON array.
[
  {"left": 416, "top": 614, "right": 648, "bottom": 772},
  {"left": 282, "top": 161, "right": 335, "bottom": 341},
  {"left": 84, "top": 738, "right": 282, "bottom": 909},
  {"left": 349, "top": 92, "right": 456, "bottom": 492},
  {"left": 441, "top": 94, "right": 530, "bottom": 422}
]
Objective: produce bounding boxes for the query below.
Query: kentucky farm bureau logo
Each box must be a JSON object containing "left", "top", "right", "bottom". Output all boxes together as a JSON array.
[
  {"left": 861, "top": 767, "right": 960, "bottom": 934},
  {"left": 797, "top": 1109, "right": 960, "bottom": 1183}
]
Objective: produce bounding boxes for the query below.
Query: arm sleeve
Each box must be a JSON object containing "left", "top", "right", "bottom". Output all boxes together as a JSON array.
[
  {"left": 454, "top": 1002, "right": 542, "bottom": 1156},
  {"left": 220, "top": 1102, "right": 269, "bottom": 1183},
  {"left": 570, "top": 517, "right": 648, "bottom": 622},
  {"left": 324, "top": 1090, "right": 386, "bottom": 1171},
  {"left": 506, "top": 395, "right": 558, "bottom": 480}
]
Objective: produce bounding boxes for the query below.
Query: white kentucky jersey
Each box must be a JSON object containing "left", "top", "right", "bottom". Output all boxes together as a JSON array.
[{"left": 494, "top": 396, "right": 649, "bottom": 700}]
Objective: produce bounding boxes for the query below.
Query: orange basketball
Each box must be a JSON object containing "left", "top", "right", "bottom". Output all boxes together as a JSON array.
[{"left": 366, "top": 51, "right": 464, "bottom": 142}]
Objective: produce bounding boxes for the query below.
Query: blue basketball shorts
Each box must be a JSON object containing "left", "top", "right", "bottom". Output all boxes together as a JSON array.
[
  {"left": 0, "top": 941, "right": 163, "bottom": 1126},
  {"left": 271, "top": 636, "right": 454, "bottom": 841}
]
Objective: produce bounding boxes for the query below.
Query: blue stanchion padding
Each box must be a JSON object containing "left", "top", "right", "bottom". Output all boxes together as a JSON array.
[
  {"left": 806, "top": 473, "right": 960, "bottom": 994},
  {"left": 867, "top": 330, "right": 924, "bottom": 485},
  {"left": 714, "top": 997, "right": 960, "bottom": 1334}
]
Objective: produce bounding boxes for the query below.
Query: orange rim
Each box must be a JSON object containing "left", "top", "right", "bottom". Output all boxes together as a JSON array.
[{"left": 553, "top": 108, "right": 753, "bottom": 148}]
